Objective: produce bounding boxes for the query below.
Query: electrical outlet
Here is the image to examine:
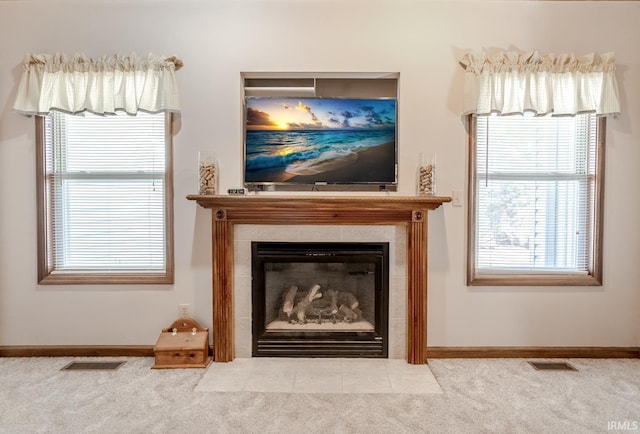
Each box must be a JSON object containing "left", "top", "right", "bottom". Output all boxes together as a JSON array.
[
  {"left": 452, "top": 190, "right": 463, "bottom": 207},
  {"left": 178, "top": 304, "right": 190, "bottom": 317}
]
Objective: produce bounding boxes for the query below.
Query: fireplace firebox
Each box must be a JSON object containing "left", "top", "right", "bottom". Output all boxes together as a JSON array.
[{"left": 252, "top": 242, "right": 389, "bottom": 358}]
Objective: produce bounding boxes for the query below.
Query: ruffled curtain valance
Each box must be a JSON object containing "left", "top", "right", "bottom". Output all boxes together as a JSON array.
[
  {"left": 13, "top": 53, "right": 183, "bottom": 116},
  {"left": 459, "top": 51, "right": 620, "bottom": 116}
]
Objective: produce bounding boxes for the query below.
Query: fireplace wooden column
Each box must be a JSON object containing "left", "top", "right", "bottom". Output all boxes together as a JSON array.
[{"left": 187, "top": 195, "right": 450, "bottom": 364}]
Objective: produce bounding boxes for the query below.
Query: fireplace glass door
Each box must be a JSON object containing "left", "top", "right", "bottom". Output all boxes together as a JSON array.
[{"left": 252, "top": 242, "right": 389, "bottom": 358}]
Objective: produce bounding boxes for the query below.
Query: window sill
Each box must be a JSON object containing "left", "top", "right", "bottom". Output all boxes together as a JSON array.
[
  {"left": 38, "top": 271, "right": 174, "bottom": 285},
  {"left": 468, "top": 272, "right": 602, "bottom": 286}
]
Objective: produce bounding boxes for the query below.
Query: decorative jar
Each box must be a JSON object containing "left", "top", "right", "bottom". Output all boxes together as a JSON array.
[
  {"left": 198, "top": 151, "right": 218, "bottom": 195},
  {"left": 417, "top": 152, "right": 436, "bottom": 196}
]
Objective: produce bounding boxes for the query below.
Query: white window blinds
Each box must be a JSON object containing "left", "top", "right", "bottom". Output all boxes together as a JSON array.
[
  {"left": 44, "top": 111, "right": 168, "bottom": 273},
  {"left": 474, "top": 113, "right": 597, "bottom": 274}
]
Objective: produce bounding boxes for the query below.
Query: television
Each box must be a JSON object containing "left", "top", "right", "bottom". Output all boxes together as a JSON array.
[{"left": 243, "top": 97, "right": 397, "bottom": 190}]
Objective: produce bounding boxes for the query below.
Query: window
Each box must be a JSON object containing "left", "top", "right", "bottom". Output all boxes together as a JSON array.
[
  {"left": 36, "top": 111, "right": 174, "bottom": 284},
  {"left": 468, "top": 113, "right": 604, "bottom": 286}
]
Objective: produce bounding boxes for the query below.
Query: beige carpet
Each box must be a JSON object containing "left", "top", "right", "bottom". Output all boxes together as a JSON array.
[{"left": 0, "top": 357, "right": 638, "bottom": 433}]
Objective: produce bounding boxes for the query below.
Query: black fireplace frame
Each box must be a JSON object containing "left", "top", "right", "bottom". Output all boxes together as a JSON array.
[{"left": 251, "top": 242, "right": 389, "bottom": 358}]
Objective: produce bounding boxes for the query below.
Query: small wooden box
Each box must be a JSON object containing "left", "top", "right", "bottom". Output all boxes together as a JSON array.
[{"left": 152, "top": 317, "right": 211, "bottom": 369}]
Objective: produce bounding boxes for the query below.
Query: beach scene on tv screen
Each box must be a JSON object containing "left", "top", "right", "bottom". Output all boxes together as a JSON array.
[{"left": 244, "top": 97, "right": 397, "bottom": 184}]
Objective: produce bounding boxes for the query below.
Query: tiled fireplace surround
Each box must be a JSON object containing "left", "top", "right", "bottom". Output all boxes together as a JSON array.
[
  {"left": 233, "top": 224, "right": 404, "bottom": 358},
  {"left": 188, "top": 195, "right": 450, "bottom": 364}
]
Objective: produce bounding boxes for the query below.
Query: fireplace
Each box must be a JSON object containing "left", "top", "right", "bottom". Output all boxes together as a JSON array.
[
  {"left": 186, "top": 194, "right": 451, "bottom": 364},
  {"left": 252, "top": 242, "right": 389, "bottom": 357}
]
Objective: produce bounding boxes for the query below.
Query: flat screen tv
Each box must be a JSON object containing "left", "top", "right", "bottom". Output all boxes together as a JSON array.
[{"left": 243, "top": 97, "right": 397, "bottom": 189}]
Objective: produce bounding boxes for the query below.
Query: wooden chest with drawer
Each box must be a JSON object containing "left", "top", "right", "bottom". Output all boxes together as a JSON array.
[{"left": 152, "top": 317, "right": 211, "bottom": 369}]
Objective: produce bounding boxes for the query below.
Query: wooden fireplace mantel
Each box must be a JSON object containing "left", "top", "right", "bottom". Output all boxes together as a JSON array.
[{"left": 187, "top": 194, "right": 451, "bottom": 364}]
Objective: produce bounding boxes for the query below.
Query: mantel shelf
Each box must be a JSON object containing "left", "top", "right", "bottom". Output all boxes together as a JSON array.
[
  {"left": 187, "top": 193, "right": 451, "bottom": 364},
  {"left": 187, "top": 194, "right": 451, "bottom": 224},
  {"left": 187, "top": 194, "right": 451, "bottom": 209}
]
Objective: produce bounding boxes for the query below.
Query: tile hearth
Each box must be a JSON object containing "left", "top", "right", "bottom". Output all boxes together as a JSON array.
[{"left": 194, "top": 358, "right": 443, "bottom": 394}]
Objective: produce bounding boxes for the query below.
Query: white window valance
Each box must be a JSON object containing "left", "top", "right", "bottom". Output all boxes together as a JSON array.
[
  {"left": 13, "top": 53, "right": 182, "bottom": 116},
  {"left": 459, "top": 51, "right": 620, "bottom": 116}
]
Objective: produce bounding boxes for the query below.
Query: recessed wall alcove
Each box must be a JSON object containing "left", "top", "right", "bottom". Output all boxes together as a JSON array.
[
  {"left": 187, "top": 195, "right": 451, "bottom": 364},
  {"left": 241, "top": 72, "right": 400, "bottom": 193}
]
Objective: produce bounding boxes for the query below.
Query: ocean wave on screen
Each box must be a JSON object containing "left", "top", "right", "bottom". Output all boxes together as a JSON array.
[
  {"left": 285, "top": 149, "right": 355, "bottom": 175},
  {"left": 244, "top": 128, "right": 395, "bottom": 172},
  {"left": 245, "top": 148, "right": 323, "bottom": 172}
]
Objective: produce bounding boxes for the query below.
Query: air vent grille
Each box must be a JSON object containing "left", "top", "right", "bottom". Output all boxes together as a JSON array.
[
  {"left": 528, "top": 361, "right": 577, "bottom": 371},
  {"left": 61, "top": 361, "right": 125, "bottom": 371}
]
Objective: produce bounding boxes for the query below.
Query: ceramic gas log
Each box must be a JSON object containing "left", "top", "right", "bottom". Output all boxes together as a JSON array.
[{"left": 279, "top": 284, "right": 363, "bottom": 325}]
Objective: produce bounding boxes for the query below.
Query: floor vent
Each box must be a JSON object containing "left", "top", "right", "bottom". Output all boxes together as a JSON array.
[
  {"left": 61, "top": 361, "right": 125, "bottom": 371},
  {"left": 528, "top": 361, "right": 577, "bottom": 371}
]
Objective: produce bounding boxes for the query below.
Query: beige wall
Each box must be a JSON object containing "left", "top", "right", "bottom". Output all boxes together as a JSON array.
[{"left": 0, "top": 0, "right": 638, "bottom": 348}]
